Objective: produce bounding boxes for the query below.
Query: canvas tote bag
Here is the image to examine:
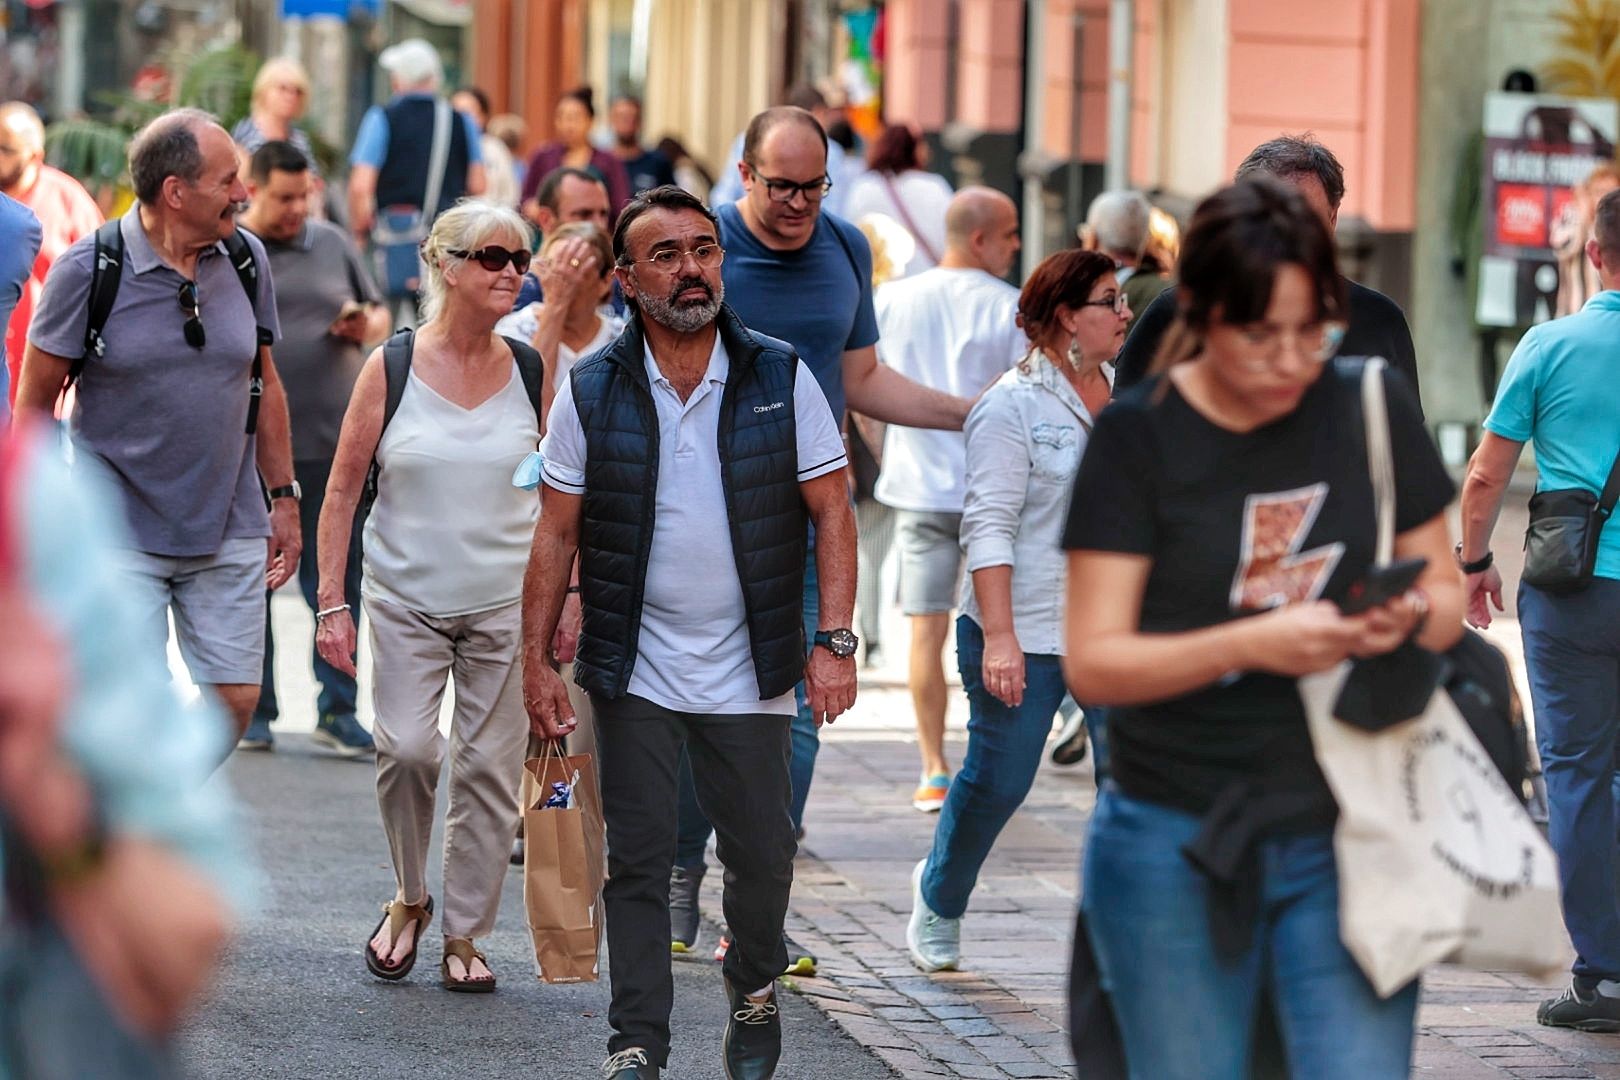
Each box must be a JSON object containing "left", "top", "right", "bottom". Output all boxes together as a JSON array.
[
  {"left": 522, "top": 738, "right": 606, "bottom": 983},
  {"left": 1297, "top": 358, "right": 1567, "bottom": 998}
]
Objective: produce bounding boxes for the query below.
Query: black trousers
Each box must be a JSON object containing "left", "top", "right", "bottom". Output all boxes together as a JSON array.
[{"left": 591, "top": 693, "right": 795, "bottom": 1065}]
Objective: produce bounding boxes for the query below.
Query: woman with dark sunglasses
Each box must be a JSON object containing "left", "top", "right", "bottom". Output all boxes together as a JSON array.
[
  {"left": 1061, "top": 177, "right": 1464, "bottom": 1077},
  {"left": 314, "top": 199, "right": 544, "bottom": 994}
]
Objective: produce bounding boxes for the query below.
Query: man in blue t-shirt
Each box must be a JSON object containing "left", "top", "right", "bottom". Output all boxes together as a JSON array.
[
  {"left": 670, "top": 106, "right": 973, "bottom": 972},
  {"left": 0, "top": 192, "right": 41, "bottom": 421},
  {"left": 1460, "top": 187, "right": 1620, "bottom": 1032}
]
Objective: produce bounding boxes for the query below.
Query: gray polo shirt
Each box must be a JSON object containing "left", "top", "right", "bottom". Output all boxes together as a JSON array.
[
  {"left": 253, "top": 220, "right": 380, "bottom": 462},
  {"left": 29, "top": 206, "right": 280, "bottom": 557}
]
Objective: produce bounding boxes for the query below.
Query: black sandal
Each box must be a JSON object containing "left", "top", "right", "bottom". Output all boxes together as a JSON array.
[{"left": 364, "top": 896, "right": 433, "bottom": 981}]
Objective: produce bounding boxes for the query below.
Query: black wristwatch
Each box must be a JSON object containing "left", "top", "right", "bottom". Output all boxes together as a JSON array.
[
  {"left": 268, "top": 481, "right": 302, "bottom": 503},
  {"left": 813, "top": 628, "right": 859, "bottom": 660},
  {"left": 1453, "top": 541, "right": 1493, "bottom": 574}
]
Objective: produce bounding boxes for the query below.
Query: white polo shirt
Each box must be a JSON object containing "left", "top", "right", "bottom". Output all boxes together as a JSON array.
[{"left": 541, "top": 334, "right": 848, "bottom": 714}]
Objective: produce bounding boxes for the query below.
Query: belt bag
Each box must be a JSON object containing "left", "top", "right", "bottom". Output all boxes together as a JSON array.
[{"left": 1521, "top": 445, "right": 1620, "bottom": 594}]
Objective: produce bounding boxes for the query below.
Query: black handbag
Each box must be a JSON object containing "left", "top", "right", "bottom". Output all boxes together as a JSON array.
[{"left": 1521, "top": 446, "right": 1620, "bottom": 594}]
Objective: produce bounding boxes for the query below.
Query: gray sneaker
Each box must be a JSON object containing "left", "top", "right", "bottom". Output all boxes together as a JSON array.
[
  {"left": 906, "top": 858, "right": 960, "bottom": 972},
  {"left": 312, "top": 712, "right": 375, "bottom": 758},
  {"left": 237, "top": 717, "right": 274, "bottom": 751},
  {"left": 670, "top": 862, "right": 705, "bottom": 953}
]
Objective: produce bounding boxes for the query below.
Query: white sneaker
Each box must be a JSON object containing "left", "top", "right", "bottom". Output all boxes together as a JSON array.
[{"left": 906, "top": 858, "right": 960, "bottom": 972}]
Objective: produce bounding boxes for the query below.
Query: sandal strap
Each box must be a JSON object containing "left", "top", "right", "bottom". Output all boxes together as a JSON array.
[
  {"left": 385, "top": 899, "right": 432, "bottom": 938},
  {"left": 443, "top": 938, "right": 487, "bottom": 966}
]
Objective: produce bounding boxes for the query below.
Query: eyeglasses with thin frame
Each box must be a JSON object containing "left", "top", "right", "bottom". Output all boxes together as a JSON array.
[
  {"left": 177, "top": 280, "right": 205, "bottom": 349},
  {"left": 1234, "top": 320, "right": 1348, "bottom": 367},
  {"left": 624, "top": 243, "right": 726, "bottom": 273},
  {"left": 1077, "top": 292, "right": 1130, "bottom": 314},
  {"left": 450, "top": 246, "right": 532, "bottom": 274},
  {"left": 746, "top": 167, "right": 833, "bottom": 204}
]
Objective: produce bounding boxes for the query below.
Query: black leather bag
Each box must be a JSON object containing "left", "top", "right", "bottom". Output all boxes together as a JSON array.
[{"left": 1522, "top": 450, "right": 1620, "bottom": 593}]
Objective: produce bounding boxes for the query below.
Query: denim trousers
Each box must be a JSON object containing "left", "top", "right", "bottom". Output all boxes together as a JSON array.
[
  {"left": 1519, "top": 577, "right": 1620, "bottom": 981},
  {"left": 255, "top": 458, "right": 363, "bottom": 723},
  {"left": 675, "top": 550, "right": 820, "bottom": 866},
  {"left": 919, "top": 615, "right": 1070, "bottom": 919},
  {"left": 1084, "top": 787, "right": 1418, "bottom": 1079}
]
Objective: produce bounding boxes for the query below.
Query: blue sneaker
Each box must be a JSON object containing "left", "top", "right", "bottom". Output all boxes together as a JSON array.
[
  {"left": 313, "top": 713, "right": 375, "bottom": 758},
  {"left": 238, "top": 717, "right": 274, "bottom": 751}
]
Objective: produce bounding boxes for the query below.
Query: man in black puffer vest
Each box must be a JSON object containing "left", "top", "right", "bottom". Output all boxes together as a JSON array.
[{"left": 523, "top": 186, "right": 858, "bottom": 1080}]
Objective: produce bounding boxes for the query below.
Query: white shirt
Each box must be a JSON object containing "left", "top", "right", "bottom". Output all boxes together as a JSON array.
[
  {"left": 541, "top": 336, "right": 848, "bottom": 714},
  {"left": 492, "top": 304, "right": 623, "bottom": 389},
  {"left": 959, "top": 354, "right": 1111, "bottom": 655},
  {"left": 873, "top": 268, "right": 1028, "bottom": 513},
  {"left": 364, "top": 361, "right": 540, "bottom": 616},
  {"left": 843, "top": 169, "right": 955, "bottom": 278}
]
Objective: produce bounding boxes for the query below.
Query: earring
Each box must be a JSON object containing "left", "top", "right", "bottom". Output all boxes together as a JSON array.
[{"left": 1066, "top": 336, "right": 1083, "bottom": 369}]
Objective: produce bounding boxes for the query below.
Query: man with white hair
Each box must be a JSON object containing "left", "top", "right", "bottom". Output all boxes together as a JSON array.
[
  {"left": 0, "top": 101, "right": 103, "bottom": 401},
  {"left": 1085, "top": 190, "right": 1166, "bottom": 332},
  {"left": 347, "top": 38, "right": 487, "bottom": 304},
  {"left": 16, "top": 107, "right": 299, "bottom": 750}
]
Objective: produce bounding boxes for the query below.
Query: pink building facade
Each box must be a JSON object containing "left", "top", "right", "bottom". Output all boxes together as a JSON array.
[{"left": 883, "top": 0, "right": 1423, "bottom": 303}]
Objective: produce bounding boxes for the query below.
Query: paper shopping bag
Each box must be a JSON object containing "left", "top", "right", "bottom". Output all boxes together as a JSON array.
[
  {"left": 522, "top": 739, "right": 606, "bottom": 983},
  {"left": 1300, "top": 663, "right": 1569, "bottom": 997}
]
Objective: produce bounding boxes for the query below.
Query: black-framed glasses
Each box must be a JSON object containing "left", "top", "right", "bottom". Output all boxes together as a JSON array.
[
  {"left": 178, "top": 280, "right": 205, "bottom": 349},
  {"left": 450, "top": 246, "right": 532, "bottom": 273},
  {"left": 626, "top": 243, "right": 726, "bottom": 272},
  {"left": 1078, "top": 292, "right": 1129, "bottom": 314},
  {"left": 747, "top": 167, "right": 833, "bottom": 204}
]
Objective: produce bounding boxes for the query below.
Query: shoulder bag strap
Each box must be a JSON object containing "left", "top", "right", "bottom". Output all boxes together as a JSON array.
[
  {"left": 1358, "top": 357, "right": 1396, "bottom": 566},
  {"left": 366, "top": 330, "right": 415, "bottom": 503},
  {"left": 223, "top": 229, "right": 269, "bottom": 435},
  {"left": 879, "top": 172, "right": 940, "bottom": 265},
  {"left": 1597, "top": 441, "right": 1620, "bottom": 520},
  {"left": 421, "top": 98, "right": 452, "bottom": 221}
]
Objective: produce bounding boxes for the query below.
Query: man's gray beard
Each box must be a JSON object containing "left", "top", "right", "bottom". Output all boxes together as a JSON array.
[{"left": 640, "top": 281, "right": 724, "bottom": 333}]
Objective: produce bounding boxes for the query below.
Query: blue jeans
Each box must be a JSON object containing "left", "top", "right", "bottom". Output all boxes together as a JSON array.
[
  {"left": 675, "top": 550, "right": 821, "bottom": 866},
  {"left": 920, "top": 615, "right": 1070, "bottom": 918},
  {"left": 255, "top": 458, "right": 362, "bottom": 723},
  {"left": 1519, "top": 577, "right": 1620, "bottom": 981},
  {"left": 1084, "top": 787, "right": 1417, "bottom": 1079}
]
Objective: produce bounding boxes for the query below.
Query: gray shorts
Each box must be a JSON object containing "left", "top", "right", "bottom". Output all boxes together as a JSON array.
[
  {"left": 116, "top": 537, "right": 267, "bottom": 686},
  {"left": 895, "top": 510, "right": 963, "bottom": 615}
]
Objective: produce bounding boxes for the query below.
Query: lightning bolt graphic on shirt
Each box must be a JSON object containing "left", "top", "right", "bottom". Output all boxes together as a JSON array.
[{"left": 1229, "top": 483, "right": 1345, "bottom": 612}]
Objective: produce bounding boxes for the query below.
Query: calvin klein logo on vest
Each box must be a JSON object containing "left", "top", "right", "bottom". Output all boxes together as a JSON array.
[{"left": 753, "top": 401, "right": 787, "bottom": 414}]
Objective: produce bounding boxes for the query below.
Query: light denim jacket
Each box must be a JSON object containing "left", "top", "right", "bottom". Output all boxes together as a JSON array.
[{"left": 959, "top": 351, "right": 1110, "bottom": 655}]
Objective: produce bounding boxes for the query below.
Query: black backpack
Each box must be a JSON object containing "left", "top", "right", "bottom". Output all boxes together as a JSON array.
[
  {"left": 363, "top": 328, "right": 547, "bottom": 505},
  {"left": 78, "top": 219, "right": 274, "bottom": 434}
]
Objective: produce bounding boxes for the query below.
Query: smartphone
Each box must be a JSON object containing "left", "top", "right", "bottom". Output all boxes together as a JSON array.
[{"left": 1338, "top": 556, "right": 1428, "bottom": 615}]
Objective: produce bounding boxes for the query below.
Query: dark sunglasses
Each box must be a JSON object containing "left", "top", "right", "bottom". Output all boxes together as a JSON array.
[
  {"left": 450, "top": 246, "right": 532, "bottom": 274},
  {"left": 178, "top": 280, "right": 205, "bottom": 349}
]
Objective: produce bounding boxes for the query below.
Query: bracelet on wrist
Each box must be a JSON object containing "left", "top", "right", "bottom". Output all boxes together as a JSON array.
[
  {"left": 1454, "top": 542, "right": 1493, "bottom": 574},
  {"left": 314, "top": 604, "right": 350, "bottom": 624}
]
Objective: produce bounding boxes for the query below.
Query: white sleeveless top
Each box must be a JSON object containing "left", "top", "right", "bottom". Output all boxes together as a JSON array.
[{"left": 362, "top": 361, "right": 540, "bottom": 617}]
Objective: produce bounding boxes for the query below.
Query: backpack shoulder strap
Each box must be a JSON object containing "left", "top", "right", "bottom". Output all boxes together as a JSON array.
[
  {"left": 223, "top": 229, "right": 272, "bottom": 434},
  {"left": 75, "top": 219, "right": 127, "bottom": 384},
  {"left": 381, "top": 330, "right": 415, "bottom": 435},
  {"left": 503, "top": 335, "right": 546, "bottom": 427}
]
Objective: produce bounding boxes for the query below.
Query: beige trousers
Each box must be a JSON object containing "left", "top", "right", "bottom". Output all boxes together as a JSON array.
[{"left": 366, "top": 595, "right": 528, "bottom": 940}]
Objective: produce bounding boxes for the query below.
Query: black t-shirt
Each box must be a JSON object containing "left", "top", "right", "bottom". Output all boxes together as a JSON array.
[
  {"left": 1061, "top": 360, "right": 1453, "bottom": 815},
  {"left": 1113, "top": 278, "right": 1423, "bottom": 418}
]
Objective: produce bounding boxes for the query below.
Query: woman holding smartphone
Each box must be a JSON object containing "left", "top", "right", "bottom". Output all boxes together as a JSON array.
[{"left": 1061, "top": 177, "right": 1463, "bottom": 1078}]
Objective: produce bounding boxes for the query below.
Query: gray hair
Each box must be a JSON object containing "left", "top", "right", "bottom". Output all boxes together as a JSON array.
[
  {"left": 1234, "top": 133, "right": 1346, "bottom": 211},
  {"left": 1086, "top": 191, "right": 1152, "bottom": 259},
  {"left": 418, "top": 199, "right": 534, "bottom": 323},
  {"left": 129, "top": 107, "right": 219, "bottom": 205}
]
